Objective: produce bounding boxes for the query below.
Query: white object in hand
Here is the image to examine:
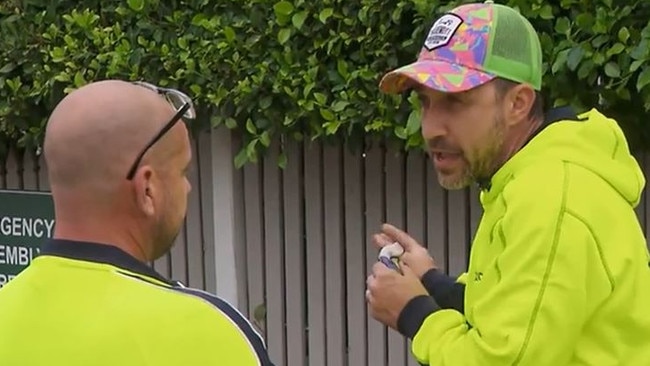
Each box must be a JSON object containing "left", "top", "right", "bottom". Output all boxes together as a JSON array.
[{"left": 378, "top": 242, "right": 404, "bottom": 260}]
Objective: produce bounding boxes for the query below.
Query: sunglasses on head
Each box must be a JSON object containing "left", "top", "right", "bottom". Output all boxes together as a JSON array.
[{"left": 126, "top": 81, "right": 196, "bottom": 180}]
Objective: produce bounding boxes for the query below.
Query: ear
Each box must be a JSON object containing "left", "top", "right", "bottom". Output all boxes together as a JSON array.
[
  {"left": 503, "top": 84, "right": 536, "bottom": 127},
  {"left": 133, "top": 166, "right": 156, "bottom": 217}
]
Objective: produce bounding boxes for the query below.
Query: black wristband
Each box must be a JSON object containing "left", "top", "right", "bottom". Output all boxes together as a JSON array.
[
  {"left": 421, "top": 268, "right": 465, "bottom": 313},
  {"left": 421, "top": 268, "right": 456, "bottom": 296},
  {"left": 396, "top": 295, "right": 440, "bottom": 339}
]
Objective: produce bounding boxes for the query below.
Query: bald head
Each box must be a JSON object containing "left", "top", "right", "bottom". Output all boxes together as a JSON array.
[
  {"left": 44, "top": 79, "right": 183, "bottom": 194},
  {"left": 44, "top": 79, "right": 193, "bottom": 262}
]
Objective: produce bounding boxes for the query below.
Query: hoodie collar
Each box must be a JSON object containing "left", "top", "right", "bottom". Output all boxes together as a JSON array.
[{"left": 477, "top": 106, "right": 584, "bottom": 199}]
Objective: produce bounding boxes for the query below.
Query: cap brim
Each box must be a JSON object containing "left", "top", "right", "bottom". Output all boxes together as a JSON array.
[{"left": 379, "top": 60, "right": 496, "bottom": 94}]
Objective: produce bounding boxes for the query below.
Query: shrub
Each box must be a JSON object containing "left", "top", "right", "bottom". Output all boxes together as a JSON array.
[{"left": 1, "top": 0, "right": 649, "bottom": 165}]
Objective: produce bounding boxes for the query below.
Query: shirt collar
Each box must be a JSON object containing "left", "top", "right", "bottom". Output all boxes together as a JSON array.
[{"left": 39, "top": 239, "right": 174, "bottom": 286}]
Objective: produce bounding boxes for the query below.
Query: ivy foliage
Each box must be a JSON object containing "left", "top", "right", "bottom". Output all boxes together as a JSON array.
[{"left": 1, "top": 0, "right": 650, "bottom": 166}]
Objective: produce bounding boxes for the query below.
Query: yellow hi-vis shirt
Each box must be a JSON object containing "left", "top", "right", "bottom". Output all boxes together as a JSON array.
[{"left": 0, "top": 239, "right": 275, "bottom": 366}]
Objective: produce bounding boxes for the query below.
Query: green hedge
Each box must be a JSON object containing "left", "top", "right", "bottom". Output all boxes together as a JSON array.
[{"left": 1, "top": 0, "right": 650, "bottom": 166}]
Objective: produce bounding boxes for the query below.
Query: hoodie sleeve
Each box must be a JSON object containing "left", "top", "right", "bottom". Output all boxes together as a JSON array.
[{"left": 399, "top": 174, "right": 603, "bottom": 365}]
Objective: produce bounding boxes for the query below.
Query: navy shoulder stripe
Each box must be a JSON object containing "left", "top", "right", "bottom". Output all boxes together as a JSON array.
[{"left": 172, "top": 287, "right": 275, "bottom": 366}]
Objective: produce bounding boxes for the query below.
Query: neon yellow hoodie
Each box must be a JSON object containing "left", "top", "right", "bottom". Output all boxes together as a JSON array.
[{"left": 400, "top": 108, "right": 650, "bottom": 365}]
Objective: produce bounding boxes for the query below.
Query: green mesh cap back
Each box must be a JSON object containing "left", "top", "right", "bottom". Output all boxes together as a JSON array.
[{"left": 484, "top": 3, "right": 543, "bottom": 90}]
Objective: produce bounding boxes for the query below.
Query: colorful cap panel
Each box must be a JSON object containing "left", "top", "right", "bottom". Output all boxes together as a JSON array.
[
  {"left": 379, "top": 3, "right": 496, "bottom": 94},
  {"left": 379, "top": 60, "right": 495, "bottom": 94}
]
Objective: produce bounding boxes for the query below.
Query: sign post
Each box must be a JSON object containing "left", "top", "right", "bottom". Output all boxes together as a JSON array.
[{"left": 0, "top": 190, "right": 54, "bottom": 288}]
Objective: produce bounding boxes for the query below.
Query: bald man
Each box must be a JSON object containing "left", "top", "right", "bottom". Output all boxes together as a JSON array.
[{"left": 0, "top": 80, "right": 275, "bottom": 366}]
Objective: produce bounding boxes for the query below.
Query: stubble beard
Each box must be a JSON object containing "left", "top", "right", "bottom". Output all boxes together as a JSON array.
[
  {"left": 436, "top": 116, "right": 506, "bottom": 190},
  {"left": 436, "top": 163, "right": 473, "bottom": 190}
]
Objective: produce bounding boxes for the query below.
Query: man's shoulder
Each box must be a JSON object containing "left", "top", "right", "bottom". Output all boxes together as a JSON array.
[
  {"left": 119, "top": 278, "right": 260, "bottom": 334},
  {"left": 169, "top": 286, "right": 265, "bottom": 340},
  {"left": 502, "top": 158, "right": 633, "bottom": 220},
  {"left": 115, "top": 281, "right": 272, "bottom": 362},
  {"left": 502, "top": 159, "right": 567, "bottom": 204},
  {"left": 106, "top": 273, "right": 260, "bottom": 333},
  {"left": 162, "top": 286, "right": 273, "bottom": 364}
]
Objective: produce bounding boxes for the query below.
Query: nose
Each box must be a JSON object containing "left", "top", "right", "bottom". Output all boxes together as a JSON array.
[{"left": 420, "top": 106, "right": 447, "bottom": 141}]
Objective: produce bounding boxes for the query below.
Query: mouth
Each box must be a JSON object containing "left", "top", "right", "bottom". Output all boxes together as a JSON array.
[
  {"left": 431, "top": 151, "right": 463, "bottom": 170},
  {"left": 431, "top": 150, "right": 461, "bottom": 159}
]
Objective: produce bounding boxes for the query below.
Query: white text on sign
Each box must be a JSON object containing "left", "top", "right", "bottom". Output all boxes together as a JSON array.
[
  {"left": 0, "top": 274, "right": 16, "bottom": 287},
  {"left": 0, "top": 245, "right": 41, "bottom": 265},
  {"left": 0, "top": 216, "right": 55, "bottom": 238}
]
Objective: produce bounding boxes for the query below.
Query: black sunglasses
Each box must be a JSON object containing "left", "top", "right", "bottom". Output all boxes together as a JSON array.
[{"left": 126, "top": 81, "right": 196, "bottom": 180}]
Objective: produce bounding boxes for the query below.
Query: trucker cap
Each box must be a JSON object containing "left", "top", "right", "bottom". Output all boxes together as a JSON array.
[{"left": 379, "top": 0, "right": 543, "bottom": 94}]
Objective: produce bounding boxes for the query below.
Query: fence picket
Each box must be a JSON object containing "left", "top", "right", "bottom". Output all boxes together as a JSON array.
[
  {"left": 263, "top": 141, "right": 288, "bottom": 365},
  {"left": 426, "top": 161, "right": 448, "bottom": 273},
  {"left": 343, "top": 147, "right": 367, "bottom": 366},
  {"left": 405, "top": 150, "right": 427, "bottom": 366},
  {"left": 283, "top": 139, "right": 307, "bottom": 366},
  {"left": 243, "top": 153, "right": 267, "bottom": 337},
  {"left": 304, "top": 141, "right": 327, "bottom": 366},
  {"left": 323, "top": 144, "right": 347, "bottom": 366},
  {"left": 4, "top": 147, "right": 21, "bottom": 190},
  {"left": 22, "top": 149, "right": 39, "bottom": 191},
  {"left": 184, "top": 138, "right": 205, "bottom": 290},
  {"left": 384, "top": 147, "right": 408, "bottom": 366},
  {"left": 364, "top": 141, "right": 387, "bottom": 366}
]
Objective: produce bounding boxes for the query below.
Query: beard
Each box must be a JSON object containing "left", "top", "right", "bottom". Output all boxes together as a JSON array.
[
  {"left": 436, "top": 165, "right": 473, "bottom": 190},
  {"left": 436, "top": 115, "right": 506, "bottom": 190}
]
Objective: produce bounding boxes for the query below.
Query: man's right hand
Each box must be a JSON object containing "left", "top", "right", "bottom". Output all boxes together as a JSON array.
[{"left": 371, "top": 223, "right": 437, "bottom": 279}]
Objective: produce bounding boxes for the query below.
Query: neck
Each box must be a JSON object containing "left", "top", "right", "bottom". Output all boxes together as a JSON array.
[
  {"left": 52, "top": 210, "right": 150, "bottom": 263},
  {"left": 480, "top": 117, "right": 544, "bottom": 190},
  {"left": 500, "top": 117, "right": 543, "bottom": 166}
]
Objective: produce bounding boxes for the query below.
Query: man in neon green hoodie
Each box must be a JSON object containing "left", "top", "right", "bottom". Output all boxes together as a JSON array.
[{"left": 365, "top": 1, "right": 650, "bottom": 365}]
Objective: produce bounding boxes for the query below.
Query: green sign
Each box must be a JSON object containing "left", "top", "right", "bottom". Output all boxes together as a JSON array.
[{"left": 0, "top": 190, "right": 54, "bottom": 288}]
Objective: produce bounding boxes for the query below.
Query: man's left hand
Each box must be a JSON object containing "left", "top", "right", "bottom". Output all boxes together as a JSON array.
[{"left": 366, "top": 261, "right": 429, "bottom": 330}]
